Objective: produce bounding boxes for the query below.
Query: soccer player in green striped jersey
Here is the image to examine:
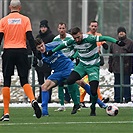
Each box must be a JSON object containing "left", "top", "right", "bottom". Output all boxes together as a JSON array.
[{"left": 48, "top": 27, "right": 124, "bottom": 116}]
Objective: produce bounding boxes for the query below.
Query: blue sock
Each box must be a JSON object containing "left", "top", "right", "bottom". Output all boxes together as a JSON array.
[
  {"left": 84, "top": 84, "right": 106, "bottom": 108},
  {"left": 41, "top": 91, "right": 49, "bottom": 115},
  {"left": 84, "top": 84, "right": 91, "bottom": 94},
  {"left": 97, "top": 98, "right": 107, "bottom": 108}
]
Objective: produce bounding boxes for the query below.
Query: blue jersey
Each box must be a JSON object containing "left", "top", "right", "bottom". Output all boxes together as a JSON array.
[{"left": 41, "top": 41, "right": 74, "bottom": 72}]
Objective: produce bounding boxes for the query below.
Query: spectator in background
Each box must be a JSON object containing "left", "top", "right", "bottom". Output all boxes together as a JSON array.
[
  {"left": 108, "top": 27, "right": 133, "bottom": 103},
  {"left": 87, "top": 20, "right": 108, "bottom": 55},
  {"left": 33, "top": 19, "right": 55, "bottom": 103}
]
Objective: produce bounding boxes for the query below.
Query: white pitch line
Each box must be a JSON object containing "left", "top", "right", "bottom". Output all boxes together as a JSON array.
[
  {"left": 0, "top": 102, "right": 133, "bottom": 108},
  {"left": 0, "top": 121, "right": 133, "bottom": 125}
]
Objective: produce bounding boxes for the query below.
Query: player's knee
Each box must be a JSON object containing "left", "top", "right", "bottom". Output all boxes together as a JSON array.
[
  {"left": 90, "top": 80, "right": 99, "bottom": 96},
  {"left": 3, "top": 76, "right": 11, "bottom": 87},
  {"left": 20, "top": 77, "right": 28, "bottom": 87},
  {"left": 91, "top": 90, "right": 97, "bottom": 96},
  {"left": 41, "top": 84, "right": 48, "bottom": 91},
  {"left": 67, "top": 71, "right": 81, "bottom": 85},
  {"left": 67, "top": 78, "right": 75, "bottom": 85}
]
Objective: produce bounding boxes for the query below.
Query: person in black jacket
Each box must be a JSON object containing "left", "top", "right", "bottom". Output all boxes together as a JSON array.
[
  {"left": 34, "top": 19, "right": 55, "bottom": 103},
  {"left": 108, "top": 27, "right": 133, "bottom": 103}
]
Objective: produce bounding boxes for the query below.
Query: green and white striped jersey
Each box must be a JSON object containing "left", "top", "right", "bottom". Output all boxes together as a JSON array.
[
  {"left": 53, "top": 34, "right": 117, "bottom": 66},
  {"left": 67, "top": 34, "right": 100, "bottom": 66},
  {"left": 53, "top": 33, "right": 75, "bottom": 57}
]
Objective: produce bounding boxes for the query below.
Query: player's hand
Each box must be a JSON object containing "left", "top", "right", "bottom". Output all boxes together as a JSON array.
[
  {"left": 102, "top": 43, "right": 108, "bottom": 50},
  {"left": 35, "top": 51, "right": 42, "bottom": 60},
  {"left": 116, "top": 41, "right": 125, "bottom": 46},
  {"left": 37, "top": 59, "right": 43, "bottom": 67},
  {"left": 70, "top": 57, "right": 74, "bottom": 61},
  {"left": 44, "top": 50, "right": 54, "bottom": 56}
]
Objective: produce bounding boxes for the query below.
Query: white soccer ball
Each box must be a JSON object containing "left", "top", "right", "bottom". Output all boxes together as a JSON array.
[{"left": 106, "top": 105, "right": 119, "bottom": 116}]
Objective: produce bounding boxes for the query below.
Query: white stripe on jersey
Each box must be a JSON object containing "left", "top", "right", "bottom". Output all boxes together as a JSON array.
[
  {"left": 80, "top": 57, "right": 100, "bottom": 65},
  {"left": 96, "top": 36, "right": 99, "bottom": 42},
  {"left": 78, "top": 47, "right": 98, "bottom": 58}
]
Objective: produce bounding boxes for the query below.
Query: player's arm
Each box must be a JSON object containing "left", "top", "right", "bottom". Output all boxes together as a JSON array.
[
  {"left": 52, "top": 39, "right": 74, "bottom": 52},
  {"left": 45, "top": 39, "right": 74, "bottom": 56},
  {"left": 26, "top": 31, "right": 37, "bottom": 55},
  {"left": 98, "top": 36, "right": 125, "bottom": 46},
  {"left": 71, "top": 50, "right": 78, "bottom": 59},
  {"left": 0, "top": 32, "right": 4, "bottom": 45}
]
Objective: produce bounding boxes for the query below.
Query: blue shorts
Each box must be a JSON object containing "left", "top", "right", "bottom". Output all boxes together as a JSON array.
[{"left": 47, "top": 67, "right": 74, "bottom": 85}]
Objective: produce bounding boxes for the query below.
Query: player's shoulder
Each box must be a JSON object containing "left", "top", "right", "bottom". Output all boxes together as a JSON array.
[
  {"left": 84, "top": 34, "right": 97, "bottom": 41},
  {"left": 53, "top": 35, "right": 60, "bottom": 40},
  {"left": 20, "top": 13, "right": 30, "bottom": 21},
  {"left": 66, "top": 33, "right": 73, "bottom": 38},
  {"left": 46, "top": 41, "right": 62, "bottom": 48},
  {"left": 95, "top": 32, "right": 102, "bottom": 36},
  {"left": 83, "top": 34, "right": 89, "bottom": 37}
]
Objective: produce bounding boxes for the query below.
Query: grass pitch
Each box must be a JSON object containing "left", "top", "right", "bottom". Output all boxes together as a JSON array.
[{"left": 0, "top": 106, "right": 133, "bottom": 133}]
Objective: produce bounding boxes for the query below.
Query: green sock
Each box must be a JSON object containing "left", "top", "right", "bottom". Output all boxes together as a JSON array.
[
  {"left": 76, "top": 85, "right": 80, "bottom": 103},
  {"left": 67, "top": 83, "right": 80, "bottom": 105},
  {"left": 58, "top": 86, "right": 64, "bottom": 106},
  {"left": 91, "top": 95, "right": 98, "bottom": 108}
]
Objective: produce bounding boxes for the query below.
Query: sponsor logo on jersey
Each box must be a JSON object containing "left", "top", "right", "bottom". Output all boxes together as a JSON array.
[{"left": 8, "top": 18, "right": 21, "bottom": 24}]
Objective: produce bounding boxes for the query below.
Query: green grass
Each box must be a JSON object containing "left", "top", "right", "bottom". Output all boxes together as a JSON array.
[{"left": 0, "top": 107, "right": 133, "bottom": 133}]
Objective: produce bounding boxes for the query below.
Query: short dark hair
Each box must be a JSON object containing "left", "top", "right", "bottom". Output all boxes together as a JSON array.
[
  {"left": 90, "top": 20, "right": 98, "bottom": 25},
  {"left": 70, "top": 27, "right": 81, "bottom": 35},
  {"left": 58, "top": 22, "right": 66, "bottom": 27},
  {"left": 35, "top": 38, "right": 43, "bottom": 46}
]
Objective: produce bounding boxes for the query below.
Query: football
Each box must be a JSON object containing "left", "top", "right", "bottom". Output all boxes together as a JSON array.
[{"left": 106, "top": 105, "right": 119, "bottom": 116}]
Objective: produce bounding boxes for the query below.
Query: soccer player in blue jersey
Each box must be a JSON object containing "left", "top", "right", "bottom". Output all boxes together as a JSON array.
[
  {"left": 35, "top": 38, "right": 80, "bottom": 116},
  {"left": 35, "top": 38, "right": 109, "bottom": 116}
]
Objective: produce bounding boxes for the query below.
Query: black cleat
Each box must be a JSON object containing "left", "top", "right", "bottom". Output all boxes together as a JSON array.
[
  {"left": 32, "top": 100, "right": 42, "bottom": 118},
  {"left": 0, "top": 114, "right": 9, "bottom": 121},
  {"left": 102, "top": 98, "right": 109, "bottom": 103},
  {"left": 37, "top": 96, "right": 42, "bottom": 103},
  {"left": 80, "top": 102, "right": 88, "bottom": 108},
  {"left": 71, "top": 104, "right": 80, "bottom": 114},
  {"left": 90, "top": 105, "right": 96, "bottom": 116}
]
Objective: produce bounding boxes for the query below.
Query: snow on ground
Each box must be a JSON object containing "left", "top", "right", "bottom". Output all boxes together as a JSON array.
[{"left": 0, "top": 62, "right": 133, "bottom": 104}]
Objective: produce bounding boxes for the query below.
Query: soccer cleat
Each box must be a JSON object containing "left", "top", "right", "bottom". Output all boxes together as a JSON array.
[
  {"left": 42, "top": 111, "right": 49, "bottom": 117},
  {"left": 102, "top": 97, "right": 109, "bottom": 103},
  {"left": 37, "top": 96, "right": 42, "bottom": 103},
  {"left": 42, "top": 108, "right": 49, "bottom": 116},
  {"left": 0, "top": 114, "right": 9, "bottom": 121},
  {"left": 90, "top": 105, "right": 96, "bottom": 116},
  {"left": 99, "top": 104, "right": 108, "bottom": 109},
  {"left": 32, "top": 100, "right": 42, "bottom": 118},
  {"left": 71, "top": 104, "right": 81, "bottom": 114},
  {"left": 42, "top": 114, "right": 49, "bottom": 117},
  {"left": 54, "top": 107, "right": 66, "bottom": 112},
  {"left": 80, "top": 102, "right": 88, "bottom": 108}
]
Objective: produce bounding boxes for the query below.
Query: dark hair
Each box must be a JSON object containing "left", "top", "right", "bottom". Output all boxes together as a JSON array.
[
  {"left": 90, "top": 20, "right": 98, "bottom": 25},
  {"left": 35, "top": 38, "right": 43, "bottom": 46},
  {"left": 58, "top": 22, "right": 66, "bottom": 27},
  {"left": 70, "top": 27, "right": 81, "bottom": 35}
]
